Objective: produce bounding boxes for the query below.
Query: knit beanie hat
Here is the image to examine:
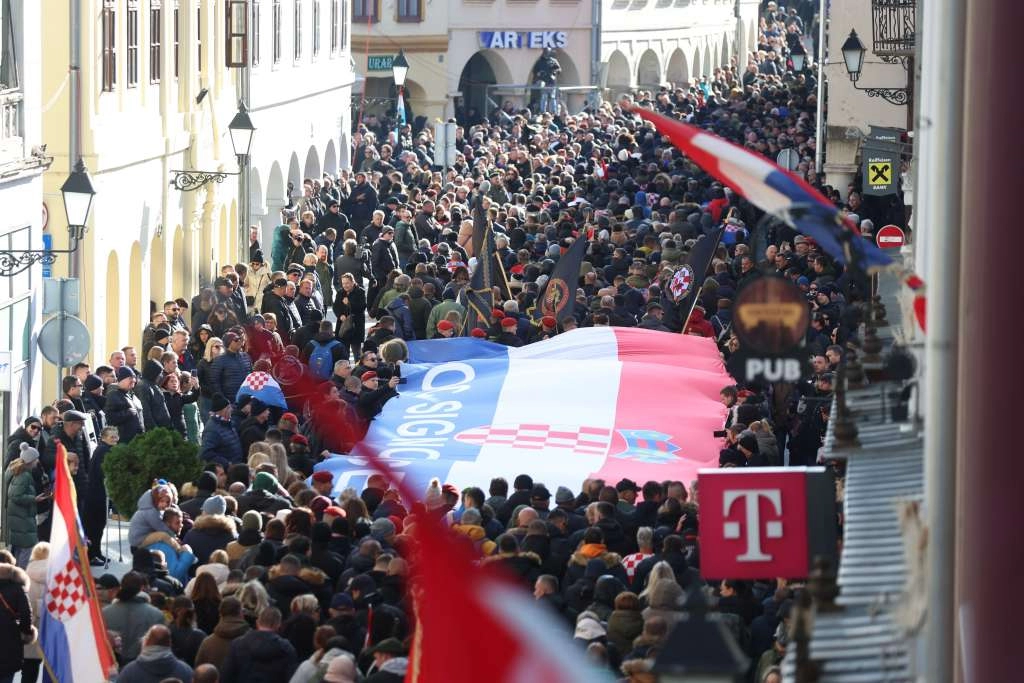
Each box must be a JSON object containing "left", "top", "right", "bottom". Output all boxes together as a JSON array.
[
  {"left": 253, "top": 471, "right": 279, "bottom": 493},
  {"left": 19, "top": 442, "right": 39, "bottom": 465},
  {"left": 201, "top": 495, "right": 227, "bottom": 516},
  {"left": 242, "top": 510, "right": 263, "bottom": 532}
]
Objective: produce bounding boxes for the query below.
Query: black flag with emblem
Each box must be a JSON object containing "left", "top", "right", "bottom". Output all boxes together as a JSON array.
[
  {"left": 461, "top": 218, "right": 510, "bottom": 334},
  {"left": 535, "top": 233, "right": 588, "bottom": 324},
  {"left": 662, "top": 227, "right": 724, "bottom": 332}
]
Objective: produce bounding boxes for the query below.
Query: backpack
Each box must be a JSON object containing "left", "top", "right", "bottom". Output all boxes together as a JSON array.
[{"left": 309, "top": 339, "right": 341, "bottom": 380}]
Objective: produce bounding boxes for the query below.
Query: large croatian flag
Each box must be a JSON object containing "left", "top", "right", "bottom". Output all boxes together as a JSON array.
[
  {"left": 41, "top": 443, "right": 116, "bottom": 682},
  {"left": 315, "top": 327, "right": 732, "bottom": 495}
]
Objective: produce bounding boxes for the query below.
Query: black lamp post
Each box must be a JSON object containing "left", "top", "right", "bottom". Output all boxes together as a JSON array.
[
  {"left": 790, "top": 40, "right": 807, "bottom": 73},
  {"left": 0, "top": 158, "right": 96, "bottom": 277},
  {"left": 841, "top": 29, "right": 909, "bottom": 105},
  {"left": 171, "top": 102, "right": 258, "bottom": 191}
]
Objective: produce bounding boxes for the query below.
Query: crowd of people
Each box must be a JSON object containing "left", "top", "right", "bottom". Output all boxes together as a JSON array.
[{"left": 0, "top": 3, "right": 872, "bottom": 681}]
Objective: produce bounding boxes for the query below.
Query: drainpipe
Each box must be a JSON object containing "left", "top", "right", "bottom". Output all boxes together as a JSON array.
[
  {"left": 68, "top": 0, "right": 81, "bottom": 278},
  {"left": 814, "top": 0, "right": 825, "bottom": 175}
]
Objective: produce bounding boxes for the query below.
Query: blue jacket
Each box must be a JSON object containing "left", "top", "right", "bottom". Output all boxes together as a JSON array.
[
  {"left": 200, "top": 415, "right": 243, "bottom": 467},
  {"left": 385, "top": 297, "right": 415, "bottom": 341},
  {"left": 210, "top": 351, "right": 253, "bottom": 403}
]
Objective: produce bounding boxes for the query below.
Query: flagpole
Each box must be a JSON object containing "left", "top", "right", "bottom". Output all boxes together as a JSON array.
[{"left": 679, "top": 285, "right": 703, "bottom": 334}]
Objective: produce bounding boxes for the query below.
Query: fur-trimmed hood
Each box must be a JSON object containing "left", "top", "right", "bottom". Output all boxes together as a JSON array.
[
  {"left": 192, "top": 514, "right": 238, "bottom": 535},
  {"left": 0, "top": 563, "right": 29, "bottom": 587},
  {"left": 479, "top": 551, "right": 542, "bottom": 567},
  {"left": 267, "top": 563, "right": 328, "bottom": 586},
  {"left": 570, "top": 550, "right": 622, "bottom": 568}
]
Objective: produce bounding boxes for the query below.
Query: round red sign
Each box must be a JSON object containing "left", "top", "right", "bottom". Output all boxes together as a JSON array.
[{"left": 875, "top": 224, "right": 905, "bottom": 248}]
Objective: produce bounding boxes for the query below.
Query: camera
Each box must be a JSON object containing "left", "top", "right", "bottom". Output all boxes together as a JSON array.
[
  {"left": 376, "top": 361, "right": 402, "bottom": 382},
  {"left": 713, "top": 429, "right": 728, "bottom": 438}
]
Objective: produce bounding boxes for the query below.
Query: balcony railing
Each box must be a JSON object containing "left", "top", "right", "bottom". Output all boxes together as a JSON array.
[{"left": 872, "top": 0, "right": 916, "bottom": 56}]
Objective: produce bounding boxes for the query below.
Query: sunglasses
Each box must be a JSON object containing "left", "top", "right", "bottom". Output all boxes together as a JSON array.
[{"left": 27, "top": 425, "right": 40, "bottom": 431}]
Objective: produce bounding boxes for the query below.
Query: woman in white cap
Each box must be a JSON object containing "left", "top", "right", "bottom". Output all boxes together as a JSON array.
[{"left": 4, "top": 443, "right": 47, "bottom": 567}]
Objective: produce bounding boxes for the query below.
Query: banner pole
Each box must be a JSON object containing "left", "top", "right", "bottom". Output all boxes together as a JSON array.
[{"left": 680, "top": 285, "right": 703, "bottom": 334}]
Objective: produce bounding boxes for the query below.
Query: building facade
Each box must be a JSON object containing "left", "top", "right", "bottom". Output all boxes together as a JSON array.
[
  {"left": 353, "top": 0, "right": 759, "bottom": 123},
  {"left": 0, "top": 0, "right": 48, "bottom": 438},
  {"left": 36, "top": 0, "right": 352, "bottom": 405}
]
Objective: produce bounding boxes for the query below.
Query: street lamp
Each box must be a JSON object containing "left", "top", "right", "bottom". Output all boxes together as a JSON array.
[
  {"left": 170, "top": 102, "right": 258, "bottom": 191},
  {"left": 841, "top": 29, "right": 909, "bottom": 105},
  {"left": 392, "top": 49, "right": 409, "bottom": 88},
  {"left": 0, "top": 158, "right": 96, "bottom": 277},
  {"left": 790, "top": 40, "right": 807, "bottom": 73}
]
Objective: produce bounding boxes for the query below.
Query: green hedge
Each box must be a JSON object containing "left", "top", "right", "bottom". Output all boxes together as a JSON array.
[{"left": 102, "top": 428, "right": 203, "bottom": 517}]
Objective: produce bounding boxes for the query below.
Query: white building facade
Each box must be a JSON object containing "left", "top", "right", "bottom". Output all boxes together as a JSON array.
[{"left": 0, "top": 0, "right": 47, "bottom": 438}]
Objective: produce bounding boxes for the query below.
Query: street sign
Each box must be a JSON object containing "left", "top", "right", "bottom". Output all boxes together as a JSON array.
[
  {"left": 727, "top": 276, "right": 810, "bottom": 384},
  {"left": 776, "top": 148, "right": 800, "bottom": 172},
  {"left": 37, "top": 314, "right": 91, "bottom": 367},
  {"left": 367, "top": 55, "right": 395, "bottom": 72},
  {"left": 43, "top": 278, "right": 81, "bottom": 316},
  {"left": 862, "top": 126, "right": 901, "bottom": 197},
  {"left": 875, "top": 224, "right": 906, "bottom": 248}
]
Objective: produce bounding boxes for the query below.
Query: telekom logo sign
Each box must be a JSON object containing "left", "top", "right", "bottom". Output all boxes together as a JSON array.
[
  {"left": 722, "top": 489, "right": 784, "bottom": 561},
  {"left": 699, "top": 469, "right": 825, "bottom": 579}
]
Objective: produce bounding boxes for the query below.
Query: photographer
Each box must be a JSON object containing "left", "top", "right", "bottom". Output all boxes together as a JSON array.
[{"left": 356, "top": 371, "right": 400, "bottom": 422}]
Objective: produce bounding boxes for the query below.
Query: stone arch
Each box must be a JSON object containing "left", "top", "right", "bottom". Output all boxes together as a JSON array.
[
  {"left": 606, "top": 50, "right": 631, "bottom": 93},
  {"left": 458, "top": 49, "right": 514, "bottom": 120},
  {"left": 722, "top": 33, "right": 731, "bottom": 68},
  {"left": 703, "top": 44, "right": 712, "bottom": 77},
  {"left": 637, "top": 49, "right": 661, "bottom": 89},
  {"left": 303, "top": 145, "right": 321, "bottom": 182},
  {"left": 692, "top": 47, "right": 702, "bottom": 83},
  {"left": 265, "top": 160, "right": 286, "bottom": 241},
  {"left": 667, "top": 48, "right": 689, "bottom": 88},
  {"left": 287, "top": 153, "right": 302, "bottom": 203},
  {"left": 128, "top": 242, "right": 143, "bottom": 349},
  {"left": 339, "top": 132, "right": 350, "bottom": 170},
  {"left": 105, "top": 250, "right": 120, "bottom": 357},
  {"left": 172, "top": 225, "right": 186, "bottom": 299},
  {"left": 151, "top": 232, "right": 166, "bottom": 304},
  {"left": 324, "top": 139, "right": 338, "bottom": 175}
]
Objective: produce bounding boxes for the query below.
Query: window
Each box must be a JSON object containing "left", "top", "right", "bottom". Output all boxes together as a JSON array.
[
  {"left": 272, "top": 0, "right": 281, "bottom": 64},
  {"left": 312, "top": 0, "right": 320, "bottom": 57},
  {"left": 330, "top": 0, "right": 338, "bottom": 55},
  {"left": 150, "top": 1, "right": 162, "bottom": 83},
  {"left": 102, "top": 0, "right": 116, "bottom": 91},
  {"left": 226, "top": 0, "right": 248, "bottom": 66},
  {"left": 252, "top": 0, "right": 261, "bottom": 65},
  {"left": 173, "top": 1, "right": 180, "bottom": 77},
  {"left": 127, "top": 1, "right": 139, "bottom": 87},
  {"left": 339, "top": 0, "right": 347, "bottom": 50},
  {"left": 396, "top": 0, "right": 420, "bottom": 22},
  {"left": 1, "top": 0, "right": 20, "bottom": 90},
  {"left": 196, "top": 6, "right": 202, "bottom": 71},
  {"left": 293, "top": 0, "right": 302, "bottom": 61},
  {"left": 352, "top": 0, "right": 377, "bottom": 23}
]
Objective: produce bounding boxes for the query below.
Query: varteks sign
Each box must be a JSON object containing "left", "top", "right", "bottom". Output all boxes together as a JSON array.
[
  {"left": 698, "top": 468, "right": 837, "bottom": 579},
  {"left": 478, "top": 31, "right": 568, "bottom": 49}
]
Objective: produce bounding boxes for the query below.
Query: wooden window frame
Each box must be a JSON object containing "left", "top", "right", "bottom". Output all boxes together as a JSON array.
[
  {"left": 101, "top": 0, "right": 117, "bottom": 91},
  {"left": 351, "top": 0, "right": 378, "bottom": 24},
  {"left": 150, "top": 1, "right": 162, "bottom": 83},
  {"left": 395, "top": 0, "right": 422, "bottom": 23},
  {"left": 173, "top": 1, "right": 180, "bottom": 78},
  {"left": 272, "top": 0, "right": 281, "bottom": 64},
  {"left": 293, "top": 0, "right": 303, "bottom": 62},
  {"left": 252, "top": 0, "right": 261, "bottom": 65},
  {"left": 225, "top": 0, "right": 249, "bottom": 67},
  {"left": 312, "top": 0, "right": 320, "bottom": 58},
  {"left": 126, "top": 0, "right": 139, "bottom": 88}
]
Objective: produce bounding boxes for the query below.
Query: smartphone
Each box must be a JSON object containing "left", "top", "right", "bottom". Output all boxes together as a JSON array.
[{"left": 397, "top": 378, "right": 409, "bottom": 385}]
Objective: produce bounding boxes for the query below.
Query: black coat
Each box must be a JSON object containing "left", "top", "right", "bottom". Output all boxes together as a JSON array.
[
  {"left": 370, "top": 238, "right": 400, "bottom": 282},
  {"left": 0, "top": 565, "right": 32, "bottom": 675},
  {"left": 104, "top": 386, "right": 146, "bottom": 443},
  {"left": 209, "top": 351, "right": 253, "bottom": 403},
  {"left": 219, "top": 629, "right": 298, "bottom": 683},
  {"left": 136, "top": 360, "right": 172, "bottom": 432}
]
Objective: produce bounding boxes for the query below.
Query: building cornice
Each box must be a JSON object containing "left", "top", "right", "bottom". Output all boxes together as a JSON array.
[{"left": 0, "top": 153, "right": 54, "bottom": 183}]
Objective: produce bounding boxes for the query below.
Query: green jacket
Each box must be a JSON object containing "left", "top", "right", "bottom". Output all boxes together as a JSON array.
[
  {"left": 5, "top": 469, "right": 37, "bottom": 549},
  {"left": 426, "top": 300, "right": 466, "bottom": 338}
]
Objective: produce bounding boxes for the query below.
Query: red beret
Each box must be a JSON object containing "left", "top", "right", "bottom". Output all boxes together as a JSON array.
[
  {"left": 361, "top": 371, "right": 378, "bottom": 382},
  {"left": 437, "top": 320, "right": 454, "bottom": 332},
  {"left": 280, "top": 412, "right": 298, "bottom": 424},
  {"left": 470, "top": 328, "right": 487, "bottom": 338},
  {"left": 491, "top": 308, "right": 505, "bottom": 319},
  {"left": 324, "top": 505, "right": 346, "bottom": 518},
  {"left": 541, "top": 315, "right": 557, "bottom": 328},
  {"left": 442, "top": 483, "right": 459, "bottom": 496},
  {"left": 501, "top": 317, "right": 517, "bottom": 328},
  {"left": 312, "top": 471, "right": 333, "bottom": 483},
  {"left": 290, "top": 434, "right": 309, "bottom": 446}
]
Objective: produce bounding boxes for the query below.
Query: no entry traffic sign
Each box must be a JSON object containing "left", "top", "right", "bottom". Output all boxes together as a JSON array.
[{"left": 876, "top": 224, "right": 905, "bottom": 248}]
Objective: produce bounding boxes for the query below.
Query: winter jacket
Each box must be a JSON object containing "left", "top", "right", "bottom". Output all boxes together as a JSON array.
[
  {"left": 209, "top": 351, "right": 253, "bottom": 402},
  {"left": 170, "top": 622, "right": 207, "bottom": 668},
  {"left": 266, "top": 565, "right": 331, "bottom": 614},
  {"left": 364, "top": 657, "right": 408, "bottom": 683},
  {"left": 564, "top": 546, "right": 629, "bottom": 588},
  {"left": 194, "top": 615, "right": 251, "bottom": 671},
  {"left": 200, "top": 415, "right": 243, "bottom": 468},
  {"left": 0, "top": 564, "right": 32, "bottom": 675},
  {"left": 136, "top": 360, "right": 172, "bottom": 432},
  {"left": 270, "top": 225, "right": 293, "bottom": 273},
  {"left": 128, "top": 489, "right": 174, "bottom": 549},
  {"left": 385, "top": 297, "right": 415, "bottom": 341},
  {"left": 370, "top": 238, "right": 400, "bottom": 283},
  {"left": 220, "top": 628, "right": 299, "bottom": 683},
  {"left": 104, "top": 385, "right": 146, "bottom": 443},
  {"left": 5, "top": 467, "right": 37, "bottom": 549},
  {"left": 684, "top": 307, "right": 716, "bottom": 338},
  {"left": 235, "top": 489, "right": 292, "bottom": 516},
  {"left": 182, "top": 514, "right": 238, "bottom": 566},
  {"left": 606, "top": 608, "right": 644, "bottom": 656},
  {"left": 102, "top": 595, "right": 166, "bottom": 661},
  {"left": 115, "top": 645, "right": 194, "bottom": 683},
  {"left": 164, "top": 388, "right": 199, "bottom": 438}
]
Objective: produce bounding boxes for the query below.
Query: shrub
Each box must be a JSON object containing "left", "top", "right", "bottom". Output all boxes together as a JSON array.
[{"left": 102, "top": 428, "right": 202, "bottom": 517}]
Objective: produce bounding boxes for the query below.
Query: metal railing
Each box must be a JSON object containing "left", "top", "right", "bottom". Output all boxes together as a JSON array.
[{"left": 872, "top": 0, "right": 917, "bottom": 56}]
